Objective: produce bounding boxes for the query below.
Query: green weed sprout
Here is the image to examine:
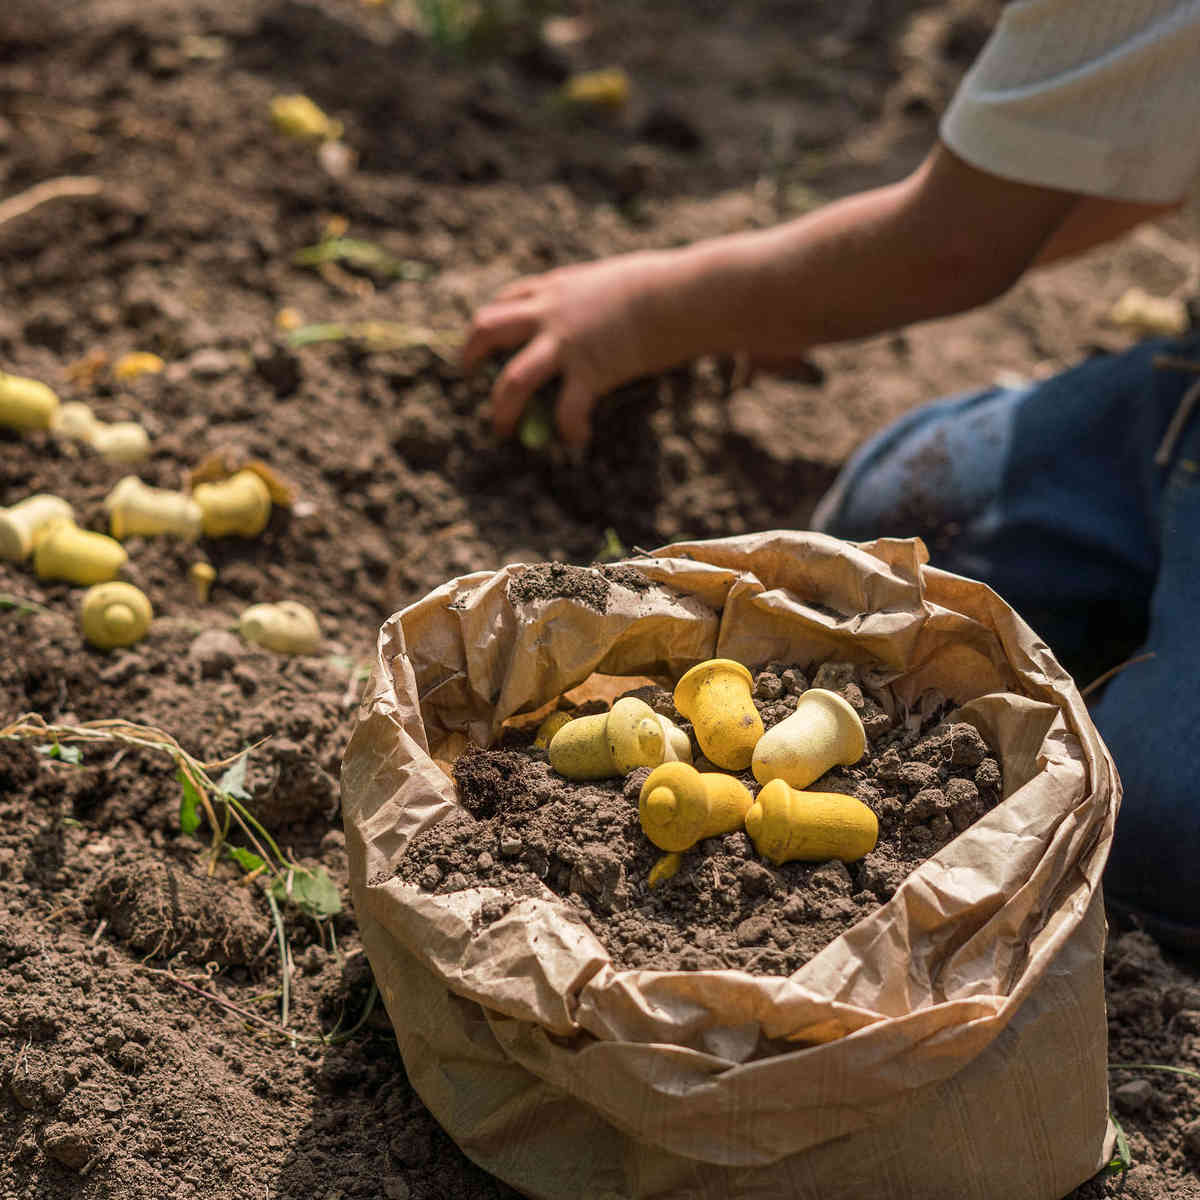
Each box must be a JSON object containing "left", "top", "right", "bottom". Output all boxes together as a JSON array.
[{"left": 1, "top": 713, "right": 340, "bottom": 922}]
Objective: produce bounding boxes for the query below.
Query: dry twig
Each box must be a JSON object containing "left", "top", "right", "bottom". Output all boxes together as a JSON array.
[{"left": 0, "top": 176, "right": 103, "bottom": 227}]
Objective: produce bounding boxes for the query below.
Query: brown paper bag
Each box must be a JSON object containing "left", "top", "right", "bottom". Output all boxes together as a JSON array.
[{"left": 342, "top": 532, "right": 1119, "bottom": 1200}]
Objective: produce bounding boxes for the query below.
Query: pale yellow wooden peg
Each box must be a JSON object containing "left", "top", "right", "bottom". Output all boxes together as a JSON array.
[
  {"left": 105, "top": 476, "right": 203, "bottom": 541},
  {"left": 0, "top": 494, "right": 74, "bottom": 562},
  {"left": 239, "top": 600, "right": 321, "bottom": 654}
]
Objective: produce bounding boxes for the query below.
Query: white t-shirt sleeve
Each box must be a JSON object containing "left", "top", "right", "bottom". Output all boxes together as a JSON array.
[{"left": 940, "top": 0, "right": 1200, "bottom": 204}]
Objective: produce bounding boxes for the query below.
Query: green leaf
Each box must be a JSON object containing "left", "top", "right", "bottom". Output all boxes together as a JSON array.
[
  {"left": 270, "top": 865, "right": 342, "bottom": 919},
  {"left": 287, "top": 322, "right": 350, "bottom": 348},
  {"left": 518, "top": 391, "right": 555, "bottom": 451},
  {"left": 0, "top": 592, "right": 50, "bottom": 616},
  {"left": 37, "top": 741, "right": 82, "bottom": 765},
  {"left": 1106, "top": 1113, "right": 1132, "bottom": 1177},
  {"left": 217, "top": 753, "right": 252, "bottom": 803},
  {"left": 596, "top": 527, "right": 626, "bottom": 562},
  {"left": 227, "top": 846, "right": 266, "bottom": 873},
  {"left": 177, "top": 769, "right": 202, "bottom": 835},
  {"left": 292, "top": 237, "right": 430, "bottom": 280}
]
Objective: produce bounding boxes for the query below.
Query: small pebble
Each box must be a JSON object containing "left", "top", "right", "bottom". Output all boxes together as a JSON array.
[{"left": 1112, "top": 1078, "right": 1155, "bottom": 1115}]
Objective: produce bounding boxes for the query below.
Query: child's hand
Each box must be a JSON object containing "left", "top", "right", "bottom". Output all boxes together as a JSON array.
[{"left": 462, "top": 251, "right": 675, "bottom": 449}]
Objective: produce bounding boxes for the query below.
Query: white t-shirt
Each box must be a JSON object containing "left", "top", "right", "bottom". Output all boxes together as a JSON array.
[{"left": 941, "top": 0, "right": 1200, "bottom": 204}]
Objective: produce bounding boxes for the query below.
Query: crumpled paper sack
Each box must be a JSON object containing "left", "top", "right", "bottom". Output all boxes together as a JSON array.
[{"left": 342, "top": 531, "right": 1119, "bottom": 1200}]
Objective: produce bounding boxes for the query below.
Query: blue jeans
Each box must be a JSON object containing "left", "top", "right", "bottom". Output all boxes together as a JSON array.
[{"left": 813, "top": 333, "right": 1200, "bottom": 945}]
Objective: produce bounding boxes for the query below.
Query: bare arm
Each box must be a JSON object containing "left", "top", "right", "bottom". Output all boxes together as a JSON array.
[
  {"left": 463, "top": 143, "right": 1156, "bottom": 445},
  {"left": 1032, "top": 195, "right": 1181, "bottom": 267}
]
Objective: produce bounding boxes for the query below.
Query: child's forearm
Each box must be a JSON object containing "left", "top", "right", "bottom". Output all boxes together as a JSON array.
[{"left": 641, "top": 143, "right": 1078, "bottom": 364}]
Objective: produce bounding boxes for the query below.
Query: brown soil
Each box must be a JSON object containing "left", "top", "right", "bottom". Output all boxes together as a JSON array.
[
  {"left": 400, "top": 663, "right": 1002, "bottom": 976},
  {"left": 1, "top": 1, "right": 1198, "bottom": 1198}
]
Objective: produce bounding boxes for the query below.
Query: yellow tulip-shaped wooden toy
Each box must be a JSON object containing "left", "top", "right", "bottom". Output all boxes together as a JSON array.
[
  {"left": 673, "top": 658, "right": 764, "bottom": 771},
  {"left": 0, "top": 372, "right": 59, "bottom": 430},
  {"left": 239, "top": 600, "right": 322, "bottom": 655},
  {"left": 745, "top": 778, "right": 878, "bottom": 865},
  {"left": 0, "top": 494, "right": 75, "bottom": 562},
  {"left": 548, "top": 696, "right": 691, "bottom": 781},
  {"left": 193, "top": 469, "right": 272, "bottom": 538},
  {"left": 34, "top": 522, "right": 128, "bottom": 585},
  {"left": 80, "top": 582, "right": 153, "bottom": 650},
  {"left": 751, "top": 688, "right": 865, "bottom": 789},
  {"left": 638, "top": 761, "right": 755, "bottom": 853},
  {"left": 105, "top": 476, "right": 204, "bottom": 541}
]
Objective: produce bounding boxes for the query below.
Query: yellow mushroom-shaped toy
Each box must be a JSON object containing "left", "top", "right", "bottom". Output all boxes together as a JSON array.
[
  {"left": 0, "top": 494, "right": 75, "bottom": 562},
  {"left": 638, "top": 761, "right": 755, "bottom": 853},
  {"left": 239, "top": 600, "right": 322, "bottom": 655},
  {"left": 189, "top": 562, "right": 216, "bottom": 604},
  {"left": 751, "top": 688, "right": 866, "bottom": 789},
  {"left": 548, "top": 696, "right": 691, "bottom": 780},
  {"left": 105, "top": 476, "right": 203, "bottom": 541},
  {"left": 673, "top": 658, "right": 764, "bottom": 771},
  {"left": 193, "top": 469, "right": 272, "bottom": 538},
  {"left": 80, "top": 581, "right": 153, "bottom": 650},
  {"left": 0, "top": 372, "right": 59, "bottom": 430},
  {"left": 744, "top": 778, "right": 878, "bottom": 865},
  {"left": 533, "top": 710, "right": 573, "bottom": 750},
  {"left": 34, "top": 523, "right": 128, "bottom": 585}
]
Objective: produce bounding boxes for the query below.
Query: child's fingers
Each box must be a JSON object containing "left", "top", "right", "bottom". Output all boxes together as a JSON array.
[
  {"left": 460, "top": 302, "right": 538, "bottom": 371},
  {"left": 556, "top": 374, "right": 596, "bottom": 449},
  {"left": 492, "top": 334, "right": 561, "bottom": 437},
  {"left": 493, "top": 276, "right": 545, "bottom": 303}
]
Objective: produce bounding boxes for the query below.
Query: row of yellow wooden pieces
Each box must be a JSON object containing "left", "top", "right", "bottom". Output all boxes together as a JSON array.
[
  {"left": 1, "top": 369, "right": 153, "bottom": 463},
  {"left": 0, "top": 493, "right": 318, "bottom": 654},
  {"left": 533, "top": 660, "right": 877, "bottom": 871}
]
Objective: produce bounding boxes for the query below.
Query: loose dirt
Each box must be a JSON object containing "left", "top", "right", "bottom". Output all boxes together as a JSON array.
[{"left": 2, "top": 0, "right": 1199, "bottom": 1198}]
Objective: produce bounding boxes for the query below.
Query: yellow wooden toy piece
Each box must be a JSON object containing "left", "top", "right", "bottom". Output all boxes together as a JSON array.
[
  {"left": 548, "top": 696, "right": 691, "bottom": 780},
  {"left": 744, "top": 778, "right": 878, "bottom": 865},
  {"left": 648, "top": 852, "right": 683, "bottom": 888},
  {"left": 673, "top": 658, "right": 764, "bottom": 771},
  {"left": 0, "top": 494, "right": 74, "bottom": 562},
  {"left": 562, "top": 69, "right": 631, "bottom": 111},
  {"left": 91, "top": 421, "right": 151, "bottom": 464},
  {"left": 239, "top": 600, "right": 322, "bottom": 655},
  {"left": 80, "top": 582, "right": 153, "bottom": 650},
  {"left": 105, "top": 476, "right": 203, "bottom": 541},
  {"left": 51, "top": 400, "right": 100, "bottom": 442},
  {"left": 34, "top": 523, "right": 128, "bottom": 585},
  {"left": 533, "top": 710, "right": 573, "bottom": 749},
  {"left": 638, "top": 761, "right": 755, "bottom": 853},
  {"left": 0, "top": 372, "right": 59, "bottom": 430},
  {"left": 193, "top": 469, "right": 272, "bottom": 538},
  {"left": 270, "top": 94, "right": 343, "bottom": 142},
  {"left": 52, "top": 402, "right": 150, "bottom": 463},
  {"left": 189, "top": 562, "right": 216, "bottom": 604},
  {"left": 113, "top": 352, "right": 165, "bottom": 381},
  {"left": 751, "top": 688, "right": 866, "bottom": 789}
]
